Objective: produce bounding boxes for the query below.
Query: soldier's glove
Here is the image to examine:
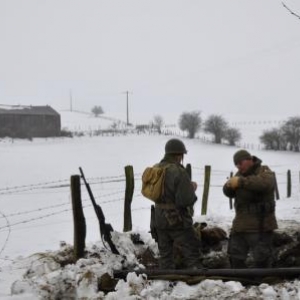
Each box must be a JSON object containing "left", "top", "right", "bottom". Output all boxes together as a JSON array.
[{"left": 226, "top": 176, "right": 240, "bottom": 190}]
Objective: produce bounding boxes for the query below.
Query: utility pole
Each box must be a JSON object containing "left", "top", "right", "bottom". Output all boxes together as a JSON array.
[
  {"left": 70, "top": 90, "right": 73, "bottom": 112},
  {"left": 122, "top": 91, "right": 132, "bottom": 126}
]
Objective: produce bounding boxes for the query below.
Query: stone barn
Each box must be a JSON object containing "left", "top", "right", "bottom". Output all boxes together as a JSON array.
[{"left": 0, "top": 105, "right": 61, "bottom": 138}]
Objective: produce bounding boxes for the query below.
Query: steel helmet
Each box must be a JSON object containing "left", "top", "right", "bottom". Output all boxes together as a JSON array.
[{"left": 165, "top": 138, "right": 187, "bottom": 154}]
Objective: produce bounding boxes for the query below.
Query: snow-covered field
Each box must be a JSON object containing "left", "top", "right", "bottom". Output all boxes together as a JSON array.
[{"left": 0, "top": 111, "right": 299, "bottom": 299}]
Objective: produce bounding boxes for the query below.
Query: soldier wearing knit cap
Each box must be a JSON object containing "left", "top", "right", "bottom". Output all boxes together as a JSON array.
[
  {"left": 233, "top": 149, "right": 252, "bottom": 165},
  {"left": 223, "top": 150, "right": 278, "bottom": 269}
]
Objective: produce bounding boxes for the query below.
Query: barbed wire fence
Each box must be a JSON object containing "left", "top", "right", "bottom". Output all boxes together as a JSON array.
[{"left": 0, "top": 164, "right": 299, "bottom": 266}]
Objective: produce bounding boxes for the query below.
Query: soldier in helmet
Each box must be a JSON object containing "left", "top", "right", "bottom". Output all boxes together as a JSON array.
[
  {"left": 154, "top": 138, "right": 202, "bottom": 269},
  {"left": 223, "top": 149, "right": 278, "bottom": 268}
]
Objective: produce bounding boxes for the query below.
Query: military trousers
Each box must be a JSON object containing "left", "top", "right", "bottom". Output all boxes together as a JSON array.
[
  {"left": 228, "top": 231, "right": 274, "bottom": 268},
  {"left": 156, "top": 227, "right": 201, "bottom": 269}
]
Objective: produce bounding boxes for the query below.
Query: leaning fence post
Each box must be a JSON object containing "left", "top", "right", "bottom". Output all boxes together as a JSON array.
[
  {"left": 273, "top": 172, "right": 280, "bottom": 200},
  {"left": 70, "top": 175, "right": 86, "bottom": 261},
  {"left": 201, "top": 165, "right": 211, "bottom": 215},
  {"left": 123, "top": 165, "right": 134, "bottom": 232},
  {"left": 287, "top": 169, "right": 291, "bottom": 198}
]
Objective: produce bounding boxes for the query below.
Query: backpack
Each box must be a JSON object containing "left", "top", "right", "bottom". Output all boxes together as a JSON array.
[{"left": 141, "top": 164, "right": 170, "bottom": 202}]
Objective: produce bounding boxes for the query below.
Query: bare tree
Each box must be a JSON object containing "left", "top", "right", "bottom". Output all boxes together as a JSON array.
[
  {"left": 153, "top": 115, "right": 164, "bottom": 134},
  {"left": 224, "top": 127, "right": 242, "bottom": 146},
  {"left": 203, "top": 115, "right": 228, "bottom": 144},
  {"left": 178, "top": 111, "right": 201, "bottom": 139},
  {"left": 259, "top": 116, "right": 300, "bottom": 151},
  {"left": 260, "top": 128, "right": 286, "bottom": 150},
  {"left": 91, "top": 106, "right": 104, "bottom": 117},
  {"left": 281, "top": 116, "right": 300, "bottom": 151}
]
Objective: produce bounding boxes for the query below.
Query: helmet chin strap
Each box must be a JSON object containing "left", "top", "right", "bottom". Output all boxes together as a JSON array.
[
  {"left": 174, "top": 154, "right": 184, "bottom": 165},
  {"left": 179, "top": 154, "right": 184, "bottom": 164}
]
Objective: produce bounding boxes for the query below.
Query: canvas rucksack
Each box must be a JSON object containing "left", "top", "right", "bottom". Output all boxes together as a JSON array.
[{"left": 141, "top": 164, "right": 171, "bottom": 202}]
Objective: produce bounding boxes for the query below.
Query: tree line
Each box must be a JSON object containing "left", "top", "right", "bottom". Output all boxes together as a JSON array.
[
  {"left": 178, "top": 112, "right": 300, "bottom": 152},
  {"left": 152, "top": 112, "right": 299, "bottom": 152},
  {"left": 259, "top": 116, "right": 300, "bottom": 151},
  {"left": 90, "top": 105, "right": 300, "bottom": 152}
]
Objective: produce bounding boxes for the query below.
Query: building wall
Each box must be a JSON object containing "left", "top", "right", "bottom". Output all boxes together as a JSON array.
[{"left": 0, "top": 112, "right": 61, "bottom": 138}]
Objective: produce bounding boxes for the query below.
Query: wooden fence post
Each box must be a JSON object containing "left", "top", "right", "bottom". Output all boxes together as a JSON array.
[
  {"left": 229, "top": 171, "right": 233, "bottom": 210},
  {"left": 287, "top": 170, "right": 291, "bottom": 198},
  {"left": 273, "top": 172, "right": 280, "bottom": 200},
  {"left": 186, "top": 163, "right": 192, "bottom": 179},
  {"left": 201, "top": 165, "right": 211, "bottom": 215},
  {"left": 70, "top": 175, "right": 86, "bottom": 261},
  {"left": 185, "top": 163, "right": 195, "bottom": 216},
  {"left": 123, "top": 165, "right": 134, "bottom": 232}
]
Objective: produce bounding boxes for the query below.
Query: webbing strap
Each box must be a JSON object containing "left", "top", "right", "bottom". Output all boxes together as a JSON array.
[{"left": 156, "top": 202, "right": 176, "bottom": 210}]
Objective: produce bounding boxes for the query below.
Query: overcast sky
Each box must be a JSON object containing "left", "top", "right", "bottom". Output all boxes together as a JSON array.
[{"left": 0, "top": 0, "right": 300, "bottom": 123}]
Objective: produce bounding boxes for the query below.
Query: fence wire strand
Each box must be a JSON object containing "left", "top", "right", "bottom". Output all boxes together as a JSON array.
[{"left": 0, "top": 165, "right": 299, "bottom": 260}]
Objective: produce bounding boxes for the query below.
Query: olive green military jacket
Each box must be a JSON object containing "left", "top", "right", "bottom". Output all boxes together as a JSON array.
[
  {"left": 223, "top": 156, "right": 278, "bottom": 233},
  {"left": 154, "top": 156, "right": 197, "bottom": 230}
]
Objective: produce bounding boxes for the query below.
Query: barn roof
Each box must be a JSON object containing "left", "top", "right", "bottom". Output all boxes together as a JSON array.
[{"left": 0, "top": 105, "right": 60, "bottom": 116}]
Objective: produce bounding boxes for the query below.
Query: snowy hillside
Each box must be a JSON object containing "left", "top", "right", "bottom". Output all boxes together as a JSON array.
[
  {"left": 60, "top": 110, "right": 293, "bottom": 147},
  {"left": 0, "top": 111, "right": 299, "bottom": 299},
  {"left": 60, "top": 110, "right": 128, "bottom": 132},
  {"left": 224, "top": 113, "right": 289, "bottom": 146}
]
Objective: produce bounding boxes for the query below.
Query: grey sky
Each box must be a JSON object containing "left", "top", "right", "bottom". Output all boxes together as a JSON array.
[{"left": 1, "top": 0, "right": 300, "bottom": 123}]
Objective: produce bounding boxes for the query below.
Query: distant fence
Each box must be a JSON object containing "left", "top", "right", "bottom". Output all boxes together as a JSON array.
[{"left": 55, "top": 126, "right": 277, "bottom": 151}]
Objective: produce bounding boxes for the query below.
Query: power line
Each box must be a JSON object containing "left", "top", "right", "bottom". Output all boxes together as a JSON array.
[{"left": 282, "top": 2, "right": 300, "bottom": 19}]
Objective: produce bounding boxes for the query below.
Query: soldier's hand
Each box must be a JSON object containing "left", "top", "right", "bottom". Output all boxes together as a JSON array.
[
  {"left": 226, "top": 176, "right": 240, "bottom": 189},
  {"left": 191, "top": 181, "right": 198, "bottom": 191}
]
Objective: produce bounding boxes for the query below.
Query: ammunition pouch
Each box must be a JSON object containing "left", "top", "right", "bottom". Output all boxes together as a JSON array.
[
  {"left": 236, "top": 201, "right": 275, "bottom": 214},
  {"left": 163, "top": 209, "right": 183, "bottom": 227},
  {"left": 156, "top": 202, "right": 183, "bottom": 227}
]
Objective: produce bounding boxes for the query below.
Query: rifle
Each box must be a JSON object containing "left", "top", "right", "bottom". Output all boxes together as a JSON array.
[
  {"left": 150, "top": 205, "right": 158, "bottom": 242},
  {"left": 79, "top": 167, "right": 119, "bottom": 255}
]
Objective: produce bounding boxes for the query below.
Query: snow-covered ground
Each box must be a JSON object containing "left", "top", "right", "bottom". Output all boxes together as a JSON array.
[{"left": 0, "top": 111, "right": 299, "bottom": 299}]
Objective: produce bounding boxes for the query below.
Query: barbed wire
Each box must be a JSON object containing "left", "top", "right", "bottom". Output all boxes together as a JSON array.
[
  {"left": 0, "top": 169, "right": 298, "bottom": 233},
  {"left": 0, "top": 210, "right": 11, "bottom": 258},
  {"left": 0, "top": 194, "right": 147, "bottom": 232},
  {"left": 0, "top": 202, "right": 70, "bottom": 218},
  {"left": 0, "top": 208, "right": 72, "bottom": 231},
  {"left": 0, "top": 201, "right": 123, "bottom": 233},
  {"left": 0, "top": 164, "right": 297, "bottom": 195},
  {"left": 0, "top": 178, "right": 70, "bottom": 191},
  {"left": 0, "top": 190, "right": 125, "bottom": 219},
  {"left": 0, "top": 195, "right": 128, "bottom": 232},
  {"left": 132, "top": 207, "right": 150, "bottom": 212},
  {"left": 0, "top": 174, "right": 127, "bottom": 196}
]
